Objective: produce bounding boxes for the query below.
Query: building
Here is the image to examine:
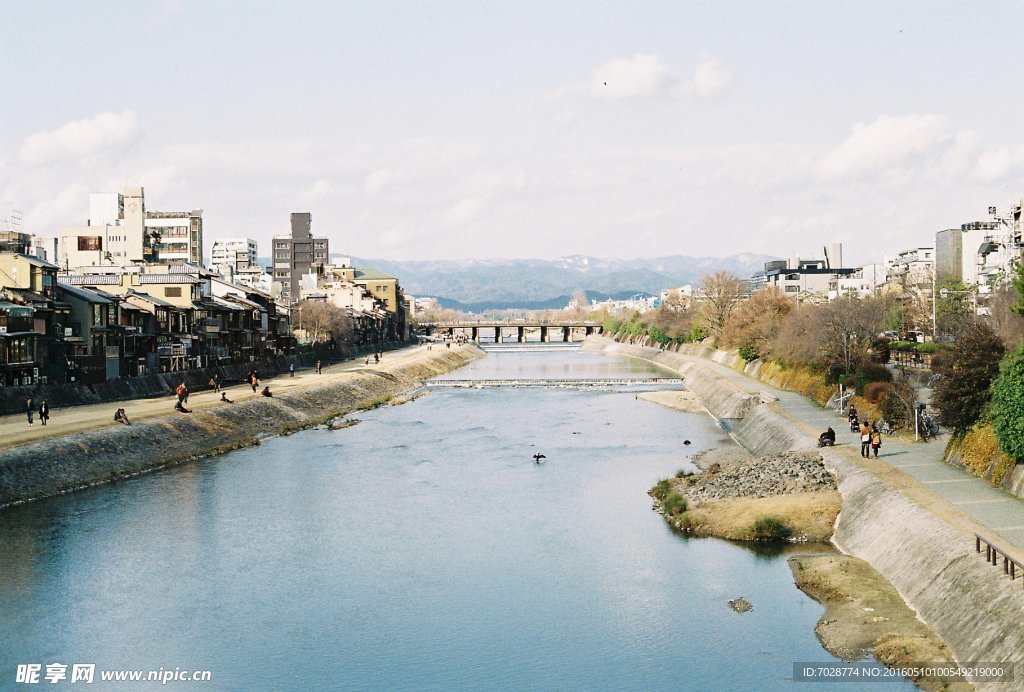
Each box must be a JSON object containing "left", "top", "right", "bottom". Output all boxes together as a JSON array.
[
  {"left": 272, "top": 213, "right": 329, "bottom": 304},
  {"left": 885, "top": 247, "right": 934, "bottom": 289},
  {"left": 935, "top": 221, "right": 997, "bottom": 287},
  {"left": 211, "top": 237, "right": 259, "bottom": 275},
  {"left": 760, "top": 257, "right": 858, "bottom": 300},
  {"left": 0, "top": 253, "right": 67, "bottom": 384},
  {"left": 145, "top": 208, "right": 204, "bottom": 265},
  {"left": 58, "top": 187, "right": 202, "bottom": 269}
]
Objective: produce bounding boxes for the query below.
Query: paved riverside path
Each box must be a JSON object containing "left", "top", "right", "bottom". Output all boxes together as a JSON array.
[
  {"left": 0, "top": 345, "right": 441, "bottom": 453},
  {"left": 663, "top": 352, "right": 1024, "bottom": 561}
]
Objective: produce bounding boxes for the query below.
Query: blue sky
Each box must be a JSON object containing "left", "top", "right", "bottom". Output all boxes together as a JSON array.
[{"left": 3, "top": 1, "right": 1024, "bottom": 264}]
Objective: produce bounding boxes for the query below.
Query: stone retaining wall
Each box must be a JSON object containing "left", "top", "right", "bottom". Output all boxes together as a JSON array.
[
  {"left": 0, "top": 347, "right": 483, "bottom": 509},
  {"left": 588, "top": 336, "right": 1024, "bottom": 685}
]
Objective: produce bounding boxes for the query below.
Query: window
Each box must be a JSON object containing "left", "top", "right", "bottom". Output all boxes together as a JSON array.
[
  {"left": 164, "top": 287, "right": 182, "bottom": 298},
  {"left": 785, "top": 286, "right": 799, "bottom": 293},
  {"left": 78, "top": 236, "right": 102, "bottom": 251}
]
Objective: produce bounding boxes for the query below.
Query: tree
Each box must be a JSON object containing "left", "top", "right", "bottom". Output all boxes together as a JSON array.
[
  {"left": 698, "top": 271, "right": 744, "bottom": 346},
  {"left": 817, "top": 296, "right": 885, "bottom": 374},
  {"left": 992, "top": 342, "right": 1024, "bottom": 461},
  {"left": 770, "top": 305, "right": 825, "bottom": 368},
  {"left": 986, "top": 283, "right": 1024, "bottom": 351},
  {"left": 934, "top": 279, "right": 975, "bottom": 338},
  {"left": 721, "top": 287, "right": 793, "bottom": 360},
  {"left": 931, "top": 321, "right": 1004, "bottom": 434},
  {"left": 879, "top": 372, "right": 916, "bottom": 431},
  {"left": 294, "top": 300, "right": 354, "bottom": 349}
]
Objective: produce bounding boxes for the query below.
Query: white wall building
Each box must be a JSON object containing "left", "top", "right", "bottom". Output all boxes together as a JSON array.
[
  {"left": 211, "top": 237, "right": 258, "bottom": 274},
  {"left": 58, "top": 187, "right": 203, "bottom": 269}
]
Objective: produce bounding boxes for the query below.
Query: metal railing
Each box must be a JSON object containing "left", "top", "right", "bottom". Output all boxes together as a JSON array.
[{"left": 975, "top": 534, "right": 1024, "bottom": 586}]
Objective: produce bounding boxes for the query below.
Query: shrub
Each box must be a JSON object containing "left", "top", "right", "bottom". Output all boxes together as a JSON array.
[
  {"left": 652, "top": 479, "right": 672, "bottom": 501},
  {"left": 859, "top": 362, "right": 893, "bottom": 384},
  {"left": 825, "top": 364, "right": 846, "bottom": 385},
  {"left": 915, "top": 342, "right": 940, "bottom": 354},
  {"left": 737, "top": 343, "right": 760, "bottom": 361},
  {"left": 663, "top": 491, "right": 688, "bottom": 516},
  {"left": 863, "top": 381, "right": 891, "bottom": 404},
  {"left": 749, "top": 516, "right": 792, "bottom": 541},
  {"left": 992, "top": 342, "right": 1024, "bottom": 462}
]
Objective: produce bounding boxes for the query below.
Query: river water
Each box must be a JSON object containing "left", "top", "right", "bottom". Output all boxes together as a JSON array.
[{"left": 0, "top": 348, "right": 907, "bottom": 690}]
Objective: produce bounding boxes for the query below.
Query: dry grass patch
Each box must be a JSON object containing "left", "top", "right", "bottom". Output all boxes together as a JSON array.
[{"left": 667, "top": 491, "right": 841, "bottom": 542}]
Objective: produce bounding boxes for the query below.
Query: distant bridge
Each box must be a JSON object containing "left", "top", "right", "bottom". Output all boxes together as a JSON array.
[{"left": 420, "top": 320, "right": 604, "bottom": 343}]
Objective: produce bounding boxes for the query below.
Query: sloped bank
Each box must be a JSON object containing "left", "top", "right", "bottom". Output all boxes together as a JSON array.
[
  {"left": 587, "top": 336, "right": 1024, "bottom": 688},
  {"left": 0, "top": 346, "right": 483, "bottom": 510}
]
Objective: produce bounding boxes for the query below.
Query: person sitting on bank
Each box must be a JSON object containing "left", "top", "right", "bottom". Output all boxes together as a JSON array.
[
  {"left": 261, "top": 386, "right": 273, "bottom": 397},
  {"left": 114, "top": 408, "right": 131, "bottom": 425},
  {"left": 221, "top": 392, "right": 233, "bottom": 403},
  {"left": 818, "top": 426, "right": 836, "bottom": 447}
]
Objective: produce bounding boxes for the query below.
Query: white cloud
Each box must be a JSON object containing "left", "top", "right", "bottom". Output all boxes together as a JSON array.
[
  {"left": 692, "top": 55, "right": 733, "bottom": 97},
  {"left": 364, "top": 164, "right": 417, "bottom": 196},
  {"left": 443, "top": 196, "right": 487, "bottom": 225},
  {"left": 588, "top": 54, "right": 678, "bottom": 99},
  {"left": 971, "top": 146, "right": 1024, "bottom": 182},
  {"left": 817, "top": 114, "right": 951, "bottom": 180},
  {"left": 20, "top": 111, "right": 140, "bottom": 165},
  {"left": 25, "top": 182, "right": 91, "bottom": 233}
]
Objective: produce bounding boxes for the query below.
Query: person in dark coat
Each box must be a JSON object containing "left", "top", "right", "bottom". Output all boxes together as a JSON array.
[{"left": 38, "top": 400, "right": 49, "bottom": 426}]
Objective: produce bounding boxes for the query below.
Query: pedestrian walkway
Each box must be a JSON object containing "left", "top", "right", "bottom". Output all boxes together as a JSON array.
[
  {"left": 0, "top": 345, "right": 432, "bottom": 453},
  {"left": 674, "top": 352, "right": 1024, "bottom": 560}
]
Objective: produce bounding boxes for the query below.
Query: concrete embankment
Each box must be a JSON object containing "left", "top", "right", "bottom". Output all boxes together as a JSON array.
[
  {"left": 588, "top": 336, "right": 1024, "bottom": 686},
  {"left": 0, "top": 346, "right": 483, "bottom": 510}
]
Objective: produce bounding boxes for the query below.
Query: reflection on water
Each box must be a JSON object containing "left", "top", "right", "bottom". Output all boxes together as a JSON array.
[{"left": 0, "top": 350, "right": 908, "bottom": 690}]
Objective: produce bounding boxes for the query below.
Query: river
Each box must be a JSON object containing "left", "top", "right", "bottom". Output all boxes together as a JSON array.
[{"left": 0, "top": 347, "right": 907, "bottom": 690}]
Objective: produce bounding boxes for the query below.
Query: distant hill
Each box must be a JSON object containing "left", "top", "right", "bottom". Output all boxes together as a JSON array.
[
  {"left": 255, "top": 253, "right": 775, "bottom": 311},
  {"left": 339, "top": 254, "right": 775, "bottom": 311}
]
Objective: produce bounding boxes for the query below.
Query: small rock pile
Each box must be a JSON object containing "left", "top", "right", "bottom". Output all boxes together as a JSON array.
[{"left": 679, "top": 451, "right": 835, "bottom": 503}]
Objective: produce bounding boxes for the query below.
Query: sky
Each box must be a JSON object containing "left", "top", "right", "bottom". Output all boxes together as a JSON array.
[{"left": 2, "top": 1, "right": 1024, "bottom": 266}]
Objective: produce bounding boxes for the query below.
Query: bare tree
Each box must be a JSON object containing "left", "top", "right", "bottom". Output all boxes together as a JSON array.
[
  {"left": 722, "top": 287, "right": 794, "bottom": 359},
  {"left": 698, "top": 271, "right": 744, "bottom": 346},
  {"left": 817, "top": 297, "right": 885, "bottom": 373},
  {"left": 294, "top": 300, "right": 354, "bottom": 348}
]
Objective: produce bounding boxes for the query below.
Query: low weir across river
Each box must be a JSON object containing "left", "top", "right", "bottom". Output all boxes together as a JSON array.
[{"left": 427, "top": 377, "right": 685, "bottom": 388}]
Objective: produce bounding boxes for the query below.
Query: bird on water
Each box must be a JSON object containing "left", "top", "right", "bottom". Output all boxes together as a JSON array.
[{"left": 533, "top": 453, "right": 546, "bottom": 463}]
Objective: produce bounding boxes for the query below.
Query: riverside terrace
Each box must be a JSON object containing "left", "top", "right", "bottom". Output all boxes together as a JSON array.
[{"left": 420, "top": 319, "right": 603, "bottom": 343}]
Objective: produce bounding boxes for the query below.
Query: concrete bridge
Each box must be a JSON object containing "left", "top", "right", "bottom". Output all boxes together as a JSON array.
[{"left": 420, "top": 320, "right": 604, "bottom": 343}]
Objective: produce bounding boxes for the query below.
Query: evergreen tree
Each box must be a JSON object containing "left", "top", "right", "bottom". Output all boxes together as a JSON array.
[{"left": 931, "top": 321, "right": 1004, "bottom": 433}]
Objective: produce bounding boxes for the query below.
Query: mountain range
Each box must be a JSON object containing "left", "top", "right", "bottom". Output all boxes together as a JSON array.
[{"left": 336, "top": 253, "right": 776, "bottom": 312}]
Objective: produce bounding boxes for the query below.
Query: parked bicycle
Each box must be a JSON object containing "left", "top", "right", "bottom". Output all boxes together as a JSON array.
[{"left": 878, "top": 418, "right": 896, "bottom": 436}]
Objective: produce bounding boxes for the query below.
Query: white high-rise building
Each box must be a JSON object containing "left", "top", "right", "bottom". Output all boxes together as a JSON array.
[
  {"left": 211, "top": 237, "right": 259, "bottom": 274},
  {"left": 58, "top": 187, "right": 203, "bottom": 269}
]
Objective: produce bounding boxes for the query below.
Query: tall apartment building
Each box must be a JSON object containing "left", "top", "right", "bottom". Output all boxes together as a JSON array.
[
  {"left": 145, "top": 209, "right": 204, "bottom": 265},
  {"left": 272, "top": 213, "right": 328, "bottom": 303},
  {"left": 211, "top": 237, "right": 259, "bottom": 274},
  {"left": 58, "top": 187, "right": 202, "bottom": 269}
]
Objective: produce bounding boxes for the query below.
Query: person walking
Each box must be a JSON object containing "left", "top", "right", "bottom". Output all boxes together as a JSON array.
[
  {"left": 26, "top": 397, "right": 34, "bottom": 427},
  {"left": 870, "top": 427, "right": 882, "bottom": 458},
  {"left": 316, "top": 360, "right": 322, "bottom": 374},
  {"left": 289, "top": 363, "right": 295, "bottom": 378},
  {"left": 38, "top": 400, "right": 49, "bottom": 426},
  {"left": 860, "top": 420, "right": 871, "bottom": 458}
]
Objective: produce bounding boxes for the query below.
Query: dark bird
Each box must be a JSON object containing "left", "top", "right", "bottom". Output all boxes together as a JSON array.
[
  {"left": 683, "top": 440, "right": 691, "bottom": 445},
  {"left": 533, "top": 453, "right": 547, "bottom": 463}
]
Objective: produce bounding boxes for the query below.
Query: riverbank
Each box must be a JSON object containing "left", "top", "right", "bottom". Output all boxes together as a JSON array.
[
  {"left": 0, "top": 344, "right": 484, "bottom": 509},
  {"left": 588, "top": 336, "right": 1024, "bottom": 690}
]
